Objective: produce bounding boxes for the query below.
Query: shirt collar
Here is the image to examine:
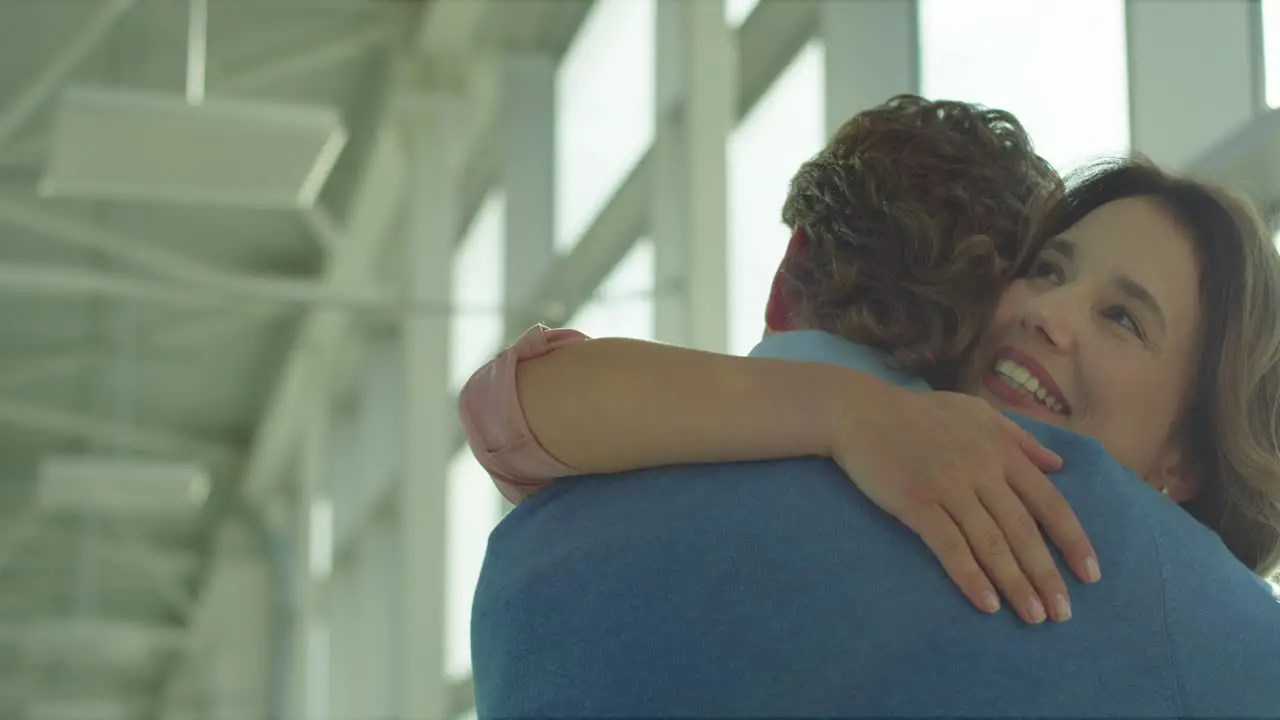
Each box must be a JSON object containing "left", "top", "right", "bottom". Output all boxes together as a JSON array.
[{"left": 747, "top": 331, "right": 930, "bottom": 391}]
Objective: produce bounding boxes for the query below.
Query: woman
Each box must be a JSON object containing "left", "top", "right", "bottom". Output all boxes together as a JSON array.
[{"left": 462, "top": 159, "right": 1280, "bottom": 625}]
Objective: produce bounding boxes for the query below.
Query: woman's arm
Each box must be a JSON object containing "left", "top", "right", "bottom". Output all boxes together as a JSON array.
[
  {"left": 458, "top": 326, "right": 900, "bottom": 497},
  {"left": 458, "top": 325, "right": 592, "bottom": 503},
  {"left": 459, "top": 325, "right": 1095, "bottom": 623},
  {"left": 516, "top": 337, "right": 895, "bottom": 472}
]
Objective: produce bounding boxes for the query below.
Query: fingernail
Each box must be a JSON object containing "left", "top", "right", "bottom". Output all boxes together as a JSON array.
[
  {"left": 1085, "top": 557, "right": 1101, "bottom": 583},
  {"left": 1052, "top": 594, "right": 1071, "bottom": 622},
  {"left": 1026, "top": 597, "right": 1047, "bottom": 624},
  {"left": 982, "top": 591, "right": 1000, "bottom": 613}
]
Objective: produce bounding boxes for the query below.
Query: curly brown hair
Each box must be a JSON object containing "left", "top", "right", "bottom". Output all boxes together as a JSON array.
[{"left": 778, "top": 95, "right": 1061, "bottom": 387}]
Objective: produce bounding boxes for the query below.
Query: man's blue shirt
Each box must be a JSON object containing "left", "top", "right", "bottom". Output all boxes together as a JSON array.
[{"left": 471, "top": 331, "right": 1280, "bottom": 717}]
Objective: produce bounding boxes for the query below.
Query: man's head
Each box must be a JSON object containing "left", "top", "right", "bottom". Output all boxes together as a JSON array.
[{"left": 765, "top": 95, "right": 1061, "bottom": 387}]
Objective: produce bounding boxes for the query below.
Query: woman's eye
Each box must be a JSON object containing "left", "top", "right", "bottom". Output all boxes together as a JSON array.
[
  {"left": 1029, "top": 259, "right": 1064, "bottom": 283},
  {"left": 1104, "top": 306, "right": 1142, "bottom": 336}
]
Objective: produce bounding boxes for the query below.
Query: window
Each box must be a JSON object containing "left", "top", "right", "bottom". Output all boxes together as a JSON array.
[
  {"left": 449, "top": 191, "right": 506, "bottom": 390},
  {"left": 725, "top": 0, "right": 760, "bottom": 28},
  {"left": 445, "top": 449, "right": 505, "bottom": 679},
  {"left": 309, "top": 497, "right": 334, "bottom": 580},
  {"left": 1264, "top": 0, "right": 1280, "bottom": 107},
  {"left": 568, "top": 238, "right": 655, "bottom": 340},
  {"left": 305, "top": 619, "right": 331, "bottom": 720},
  {"left": 919, "top": 0, "right": 1129, "bottom": 171},
  {"left": 556, "top": 0, "right": 656, "bottom": 251},
  {"left": 726, "top": 41, "right": 825, "bottom": 355}
]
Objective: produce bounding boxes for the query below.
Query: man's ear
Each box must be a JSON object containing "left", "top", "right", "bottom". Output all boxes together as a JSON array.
[
  {"left": 764, "top": 227, "right": 809, "bottom": 332},
  {"left": 1148, "top": 443, "right": 1201, "bottom": 503}
]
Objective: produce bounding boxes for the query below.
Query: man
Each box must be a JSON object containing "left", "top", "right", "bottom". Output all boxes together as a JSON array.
[{"left": 467, "top": 97, "right": 1280, "bottom": 717}]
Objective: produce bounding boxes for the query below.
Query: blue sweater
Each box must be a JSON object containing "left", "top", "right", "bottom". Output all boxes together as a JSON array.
[{"left": 471, "top": 331, "right": 1280, "bottom": 717}]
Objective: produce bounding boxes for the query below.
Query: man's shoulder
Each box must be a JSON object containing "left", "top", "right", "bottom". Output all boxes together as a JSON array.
[
  {"left": 749, "top": 331, "right": 931, "bottom": 392},
  {"left": 1150, "top": 508, "right": 1280, "bottom": 715},
  {"left": 1007, "top": 414, "right": 1156, "bottom": 531},
  {"left": 483, "top": 456, "right": 896, "bottom": 590},
  {"left": 503, "top": 457, "right": 854, "bottom": 531}
]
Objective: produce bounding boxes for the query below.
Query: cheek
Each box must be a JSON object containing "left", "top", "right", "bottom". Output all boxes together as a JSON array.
[
  {"left": 1085, "top": 360, "right": 1181, "bottom": 464},
  {"left": 989, "top": 281, "right": 1033, "bottom": 328}
]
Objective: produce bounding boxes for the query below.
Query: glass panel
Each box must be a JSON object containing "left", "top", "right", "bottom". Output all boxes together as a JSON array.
[
  {"left": 450, "top": 191, "right": 506, "bottom": 391},
  {"left": 568, "top": 238, "right": 655, "bottom": 340},
  {"left": 726, "top": 41, "right": 825, "bottom": 355},
  {"left": 445, "top": 449, "right": 505, "bottom": 679},
  {"left": 920, "top": 0, "right": 1129, "bottom": 171},
  {"left": 1265, "top": 0, "right": 1280, "bottom": 107},
  {"left": 556, "top": 0, "right": 656, "bottom": 251},
  {"left": 726, "top": 0, "right": 761, "bottom": 28},
  {"left": 309, "top": 497, "right": 333, "bottom": 580},
  {"left": 306, "top": 619, "right": 330, "bottom": 720}
]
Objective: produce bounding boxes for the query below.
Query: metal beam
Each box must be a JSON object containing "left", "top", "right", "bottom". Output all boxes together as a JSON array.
[
  {"left": 0, "top": 131, "right": 47, "bottom": 168},
  {"left": 449, "top": 0, "right": 818, "bottom": 470},
  {"left": 454, "top": 0, "right": 597, "bottom": 247},
  {"left": 1127, "top": 0, "right": 1264, "bottom": 169},
  {"left": 737, "top": 0, "right": 820, "bottom": 118},
  {"left": 500, "top": 54, "right": 557, "bottom": 338},
  {"left": 821, "top": 0, "right": 918, "bottom": 135},
  {"left": 651, "top": 0, "right": 734, "bottom": 350},
  {"left": 0, "top": 617, "right": 189, "bottom": 654},
  {"left": 239, "top": 56, "right": 408, "bottom": 504},
  {"left": 0, "top": 515, "right": 43, "bottom": 586},
  {"left": 0, "top": 0, "right": 135, "bottom": 150},
  {"left": 1187, "top": 106, "right": 1280, "bottom": 210},
  {"left": 24, "top": 698, "right": 145, "bottom": 720},
  {"left": 0, "top": 261, "right": 403, "bottom": 313},
  {"left": 0, "top": 197, "right": 385, "bottom": 309},
  {"left": 96, "top": 521, "right": 198, "bottom": 621},
  {"left": 178, "top": 45, "right": 421, "bottom": 720},
  {"left": 291, "top": 345, "right": 331, "bottom": 719},
  {"left": 299, "top": 206, "right": 345, "bottom": 257},
  {"left": 0, "top": 195, "right": 247, "bottom": 280},
  {"left": 0, "top": 16, "right": 393, "bottom": 167},
  {"left": 0, "top": 532, "right": 201, "bottom": 579},
  {"left": 400, "top": 89, "right": 474, "bottom": 720},
  {"left": 416, "top": 0, "right": 490, "bottom": 57},
  {"left": 493, "top": 0, "right": 819, "bottom": 336},
  {"left": 0, "top": 397, "right": 238, "bottom": 470},
  {"left": 0, "top": 310, "right": 279, "bottom": 391},
  {"left": 214, "top": 21, "right": 393, "bottom": 94}
]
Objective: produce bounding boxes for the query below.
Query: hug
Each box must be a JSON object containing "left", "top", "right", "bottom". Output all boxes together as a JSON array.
[{"left": 460, "top": 96, "right": 1280, "bottom": 717}]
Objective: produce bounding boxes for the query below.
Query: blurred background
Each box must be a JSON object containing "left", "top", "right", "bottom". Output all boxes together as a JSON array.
[{"left": 0, "top": 0, "right": 1275, "bottom": 718}]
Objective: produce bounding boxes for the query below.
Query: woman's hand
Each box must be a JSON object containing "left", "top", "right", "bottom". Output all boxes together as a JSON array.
[{"left": 830, "top": 387, "right": 1100, "bottom": 624}]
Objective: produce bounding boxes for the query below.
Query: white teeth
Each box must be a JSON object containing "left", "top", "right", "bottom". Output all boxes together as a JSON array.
[{"left": 994, "top": 359, "right": 1065, "bottom": 414}]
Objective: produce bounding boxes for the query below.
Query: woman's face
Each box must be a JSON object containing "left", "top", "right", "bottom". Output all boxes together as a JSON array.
[{"left": 960, "top": 196, "right": 1204, "bottom": 496}]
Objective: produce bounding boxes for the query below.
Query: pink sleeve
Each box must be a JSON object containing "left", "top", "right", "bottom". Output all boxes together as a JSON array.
[{"left": 457, "top": 325, "right": 591, "bottom": 504}]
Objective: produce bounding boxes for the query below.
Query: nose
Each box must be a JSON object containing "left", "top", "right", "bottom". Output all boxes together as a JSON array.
[{"left": 1017, "top": 288, "right": 1078, "bottom": 353}]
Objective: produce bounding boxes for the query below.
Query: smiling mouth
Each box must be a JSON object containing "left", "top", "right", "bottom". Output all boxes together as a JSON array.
[{"left": 992, "top": 358, "right": 1069, "bottom": 415}]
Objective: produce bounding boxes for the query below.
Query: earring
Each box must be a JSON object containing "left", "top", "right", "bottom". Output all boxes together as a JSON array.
[{"left": 1160, "top": 487, "right": 1170, "bottom": 497}]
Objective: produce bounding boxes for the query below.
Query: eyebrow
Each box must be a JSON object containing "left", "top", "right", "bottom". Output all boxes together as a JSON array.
[
  {"left": 1115, "top": 275, "right": 1167, "bottom": 335},
  {"left": 1041, "top": 236, "right": 1074, "bottom": 259},
  {"left": 1042, "top": 236, "right": 1168, "bottom": 335}
]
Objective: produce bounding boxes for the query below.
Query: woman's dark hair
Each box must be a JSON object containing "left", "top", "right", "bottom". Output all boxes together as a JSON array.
[
  {"left": 1041, "top": 158, "right": 1280, "bottom": 576},
  {"left": 779, "top": 95, "right": 1061, "bottom": 387}
]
